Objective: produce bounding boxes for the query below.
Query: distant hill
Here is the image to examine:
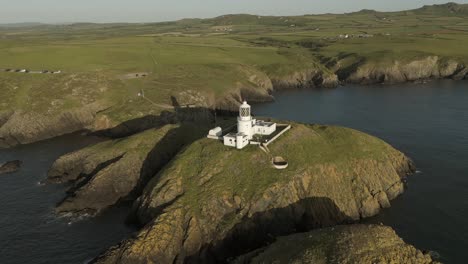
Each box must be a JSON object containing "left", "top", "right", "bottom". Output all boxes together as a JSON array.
[
  {"left": 2, "top": 2, "right": 468, "bottom": 29},
  {"left": 0, "top": 22, "right": 46, "bottom": 28},
  {"left": 347, "top": 9, "right": 379, "bottom": 15},
  {"left": 189, "top": 2, "right": 468, "bottom": 27},
  {"left": 413, "top": 2, "right": 468, "bottom": 15}
]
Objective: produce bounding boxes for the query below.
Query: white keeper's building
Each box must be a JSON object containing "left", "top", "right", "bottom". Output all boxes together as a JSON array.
[{"left": 208, "top": 101, "right": 277, "bottom": 149}]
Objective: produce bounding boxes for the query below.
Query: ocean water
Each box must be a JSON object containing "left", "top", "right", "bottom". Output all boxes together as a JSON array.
[
  {"left": 0, "top": 134, "right": 135, "bottom": 264},
  {"left": 253, "top": 80, "right": 468, "bottom": 264},
  {"left": 0, "top": 80, "right": 466, "bottom": 263}
]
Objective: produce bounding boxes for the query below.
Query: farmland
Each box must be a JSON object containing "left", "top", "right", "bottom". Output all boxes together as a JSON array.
[{"left": 0, "top": 3, "right": 467, "bottom": 146}]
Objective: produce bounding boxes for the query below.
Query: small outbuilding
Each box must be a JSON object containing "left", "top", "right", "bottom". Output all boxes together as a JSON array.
[{"left": 208, "top": 127, "right": 223, "bottom": 139}]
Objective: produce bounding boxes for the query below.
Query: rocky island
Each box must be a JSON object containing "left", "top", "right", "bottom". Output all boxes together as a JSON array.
[
  {"left": 1, "top": 3, "right": 464, "bottom": 263},
  {"left": 56, "top": 122, "right": 417, "bottom": 263}
]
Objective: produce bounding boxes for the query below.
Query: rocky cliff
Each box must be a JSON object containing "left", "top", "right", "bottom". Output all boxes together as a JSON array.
[
  {"left": 1, "top": 54, "right": 466, "bottom": 149},
  {"left": 48, "top": 124, "right": 207, "bottom": 216},
  {"left": 93, "top": 123, "right": 414, "bottom": 264},
  {"left": 339, "top": 56, "right": 467, "bottom": 84},
  {"left": 234, "top": 224, "right": 439, "bottom": 264},
  {"left": 0, "top": 102, "right": 110, "bottom": 149},
  {"left": 271, "top": 69, "right": 339, "bottom": 90}
]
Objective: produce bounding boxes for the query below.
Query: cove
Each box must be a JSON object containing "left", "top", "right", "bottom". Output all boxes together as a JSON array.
[{"left": 254, "top": 79, "right": 468, "bottom": 264}]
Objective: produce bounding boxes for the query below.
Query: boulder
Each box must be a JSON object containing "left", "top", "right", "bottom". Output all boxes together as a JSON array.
[{"left": 0, "top": 160, "right": 22, "bottom": 175}]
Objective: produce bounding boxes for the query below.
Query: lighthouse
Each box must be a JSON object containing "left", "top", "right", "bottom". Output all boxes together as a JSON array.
[
  {"left": 237, "top": 101, "right": 254, "bottom": 140},
  {"left": 208, "top": 101, "right": 281, "bottom": 149}
]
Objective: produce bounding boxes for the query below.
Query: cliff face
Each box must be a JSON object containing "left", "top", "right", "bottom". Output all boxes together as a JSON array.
[
  {"left": 0, "top": 102, "right": 110, "bottom": 149},
  {"left": 1, "top": 55, "right": 465, "bottom": 149},
  {"left": 271, "top": 69, "right": 339, "bottom": 90},
  {"left": 234, "top": 224, "right": 439, "bottom": 264},
  {"left": 215, "top": 69, "right": 274, "bottom": 112},
  {"left": 342, "top": 56, "right": 467, "bottom": 84},
  {"left": 48, "top": 124, "right": 207, "bottom": 216},
  {"left": 93, "top": 123, "right": 414, "bottom": 264}
]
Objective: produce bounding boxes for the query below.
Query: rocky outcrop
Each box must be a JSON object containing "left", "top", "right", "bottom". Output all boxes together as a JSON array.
[
  {"left": 93, "top": 123, "right": 414, "bottom": 264},
  {"left": 271, "top": 69, "right": 339, "bottom": 90},
  {"left": 0, "top": 102, "right": 110, "bottom": 149},
  {"left": 48, "top": 124, "right": 207, "bottom": 216},
  {"left": 215, "top": 67, "right": 275, "bottom": 112},
  {"left": 234, "top": 224, "right": 439, "bottom": 264},
  {"left": 342, "top": 56, "right": 467, "bottom": 84},
  {"left": 2, "top": 55, "right": 464, "bottom": 149},
  {"left": 0, "top": 160, "right": 22, "bottom": 175}
]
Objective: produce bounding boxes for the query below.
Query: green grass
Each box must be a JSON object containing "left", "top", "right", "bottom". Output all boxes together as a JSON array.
[
  {"left": 148, "top": 123, "right": 399, "bottom": 220},
  {"left": 1, "top": 3, "right": 467, "bottom": 124}
]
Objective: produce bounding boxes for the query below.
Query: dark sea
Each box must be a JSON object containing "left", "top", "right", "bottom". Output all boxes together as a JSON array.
[
  {"left": 0, "top": 134, "right": 135, "bottom": 264},
  {"left": 254, "top": 80, "right": 468, "bottom": 264},
  {"left": 0, "top": 80, "right": 466, "bottom": 263}
]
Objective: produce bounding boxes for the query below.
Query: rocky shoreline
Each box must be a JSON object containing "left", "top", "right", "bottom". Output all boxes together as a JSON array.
[
  {"left": 53, "top": 122, "right": 418, "bottom": 263},
  {"left": 0, "top": 56, "right": 468, "bottom": 148},
  {"left": 1, "top": 56, "right": 466, "bottom": 150},
  {"left": 0, "top": 56, "right": 460, "bottom": 263},
  {"left": 2, "top": 103, "right": 441, "bottom": 262}
]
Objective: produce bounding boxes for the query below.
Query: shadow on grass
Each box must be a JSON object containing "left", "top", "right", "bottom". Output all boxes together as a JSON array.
[
  {"left": 52, "top": 95, "right": 245, "bottom": 219},
  {"left": 95, "top": 96, "right": 238, "bottom": 139}
]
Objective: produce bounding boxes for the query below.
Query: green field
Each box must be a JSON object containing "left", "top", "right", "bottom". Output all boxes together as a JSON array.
[{"left": 1, "top": 3, "right": 467, "bottom": 124}]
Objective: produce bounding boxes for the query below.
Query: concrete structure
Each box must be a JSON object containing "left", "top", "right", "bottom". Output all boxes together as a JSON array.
[
  {"left": 223, "top": 132, "right": 249, "bottom": 149},
  {"left": 207, "top": 127, "right": 223, "bottom": 139},
  {"left": 254, "top": 120, "right": 276, "bottom": 135},
  {"left": 207, "top": 101, "right": 286, "bottom": 150}
]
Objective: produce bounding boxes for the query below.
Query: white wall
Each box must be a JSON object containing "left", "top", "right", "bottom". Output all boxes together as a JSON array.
[
  {"left": 224, "top": 136, "right": 237, "bottom": 147},
  {"left": 254, "top": 123, "right": 276, "bottom": 135},
  {"left": 236, "top": 135, "right": 249, "bottom": 149}
]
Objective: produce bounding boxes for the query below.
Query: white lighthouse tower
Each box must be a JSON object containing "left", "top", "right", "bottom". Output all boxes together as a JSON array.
[{"left": 237, "top": 101, "right": 254, "bottom": 140}]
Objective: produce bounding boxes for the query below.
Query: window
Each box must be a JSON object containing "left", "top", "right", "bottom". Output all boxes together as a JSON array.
[{"left": 241, "top": 108, "right": 250, "bottom": 117}]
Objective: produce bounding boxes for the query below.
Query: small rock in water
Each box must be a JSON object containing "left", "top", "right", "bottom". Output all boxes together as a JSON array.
[
  {"left": 0, "top": 160, "right": 22, "bottom": 175},
  {"left": 428, "top": 250, "right": 441, "bottom": 259}
]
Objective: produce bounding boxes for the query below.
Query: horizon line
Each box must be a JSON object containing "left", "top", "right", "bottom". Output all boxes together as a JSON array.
[{"left": 0, "top": 2, "right": 465, "bottom": 25}]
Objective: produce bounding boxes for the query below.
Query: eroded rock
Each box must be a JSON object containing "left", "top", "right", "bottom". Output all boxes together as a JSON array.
[
  {"left": 234, "top": 224, "right": 440, "bottom": 264},
  {"left": 0, "top": 102, "right": 110, "bottom": 149},
  {"left": 0, "top": 160, "right": 22, "bottom": 175},
  {"left": 344, "top": 56, "right": 466, "bottom": 84},
  {"left": 94, "top": 123, "right": 415, "bottom": 264},
  {"left": 48, "top": 124, "right": 206, "bottom": 216}
]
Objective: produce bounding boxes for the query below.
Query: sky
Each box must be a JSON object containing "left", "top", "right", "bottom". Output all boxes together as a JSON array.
[{"left": 0, "top": 0, "right": 467, "bottom": 24}]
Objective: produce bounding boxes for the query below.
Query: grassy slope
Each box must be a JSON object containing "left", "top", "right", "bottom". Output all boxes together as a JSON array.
[
  {"left": 1, "top": 3, "right": 467, "bottom": 124},
  {"left": 99, "top": 122, "right": 412, "bottom": 263},
  {"left": 144, "top": 123, "right": 400, "bottom": 219},
  {"left": 236, "top": 225, "right": 437, "bottom": 263}
]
